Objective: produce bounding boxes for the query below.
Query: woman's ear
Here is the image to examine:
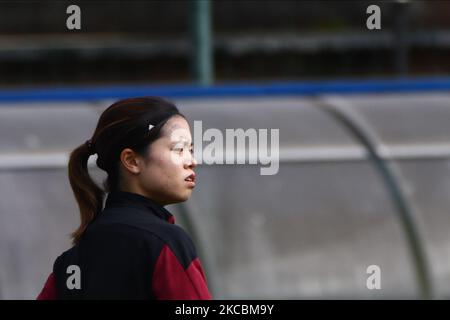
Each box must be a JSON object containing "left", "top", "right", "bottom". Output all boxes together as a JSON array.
[{"left": 120, "top": 148, "right": 141, "bottom": 174}]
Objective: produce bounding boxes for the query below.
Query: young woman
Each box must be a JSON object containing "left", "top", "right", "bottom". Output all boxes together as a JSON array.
[{"left": 36, "top": 97, "right": 212, "bottom": 300}]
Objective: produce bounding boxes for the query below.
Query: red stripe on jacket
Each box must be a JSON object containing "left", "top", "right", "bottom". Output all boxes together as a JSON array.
[
  {"left": 36, "top": 273, "right": 57, "bottom": 300},
  {"left": 152, "top": 244, "right": 212, "bottom": 300}
]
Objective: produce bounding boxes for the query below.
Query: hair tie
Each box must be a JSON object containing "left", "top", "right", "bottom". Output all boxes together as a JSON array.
[{"left": 85, "top": 139, "right": 95, "bottom": 155}]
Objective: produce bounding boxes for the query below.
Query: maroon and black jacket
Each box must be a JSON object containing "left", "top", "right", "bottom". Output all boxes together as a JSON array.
[{"left": 37, "top": 190, "right": 212, "bottom": 300}]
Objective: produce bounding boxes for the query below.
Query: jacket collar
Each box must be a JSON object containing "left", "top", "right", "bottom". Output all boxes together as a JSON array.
[{"left": 104, "top": 190, "right": 175, "bottom": 224}]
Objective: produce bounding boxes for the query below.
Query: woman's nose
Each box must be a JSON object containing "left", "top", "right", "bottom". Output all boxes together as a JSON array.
[
  {"left": 184, "top": 153, "right": 197, "bottom": 168},
  {"left": 191, "top": 156, "right": 198, "bottom": 168}
]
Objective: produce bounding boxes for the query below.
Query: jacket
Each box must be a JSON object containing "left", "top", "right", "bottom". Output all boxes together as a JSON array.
[{"left": 36, "top": 190, "right": 212, "bottom": 300}]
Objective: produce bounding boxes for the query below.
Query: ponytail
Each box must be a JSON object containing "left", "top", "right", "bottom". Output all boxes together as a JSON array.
[{"left": 68, "top": 141, "right": 105, "bottom": 245}]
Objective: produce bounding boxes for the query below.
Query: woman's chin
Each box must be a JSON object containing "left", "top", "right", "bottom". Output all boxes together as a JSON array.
[
  {"left": 179, "top": 191, "right": 193, "bottom": 202},
  {"left": 169, "top": 191, "right": 192, "bottom": 204}
]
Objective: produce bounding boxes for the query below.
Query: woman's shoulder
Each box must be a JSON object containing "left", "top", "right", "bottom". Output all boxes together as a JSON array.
[
  {"left": 89, "top": 207, "right": 196, "bottom": 252},
  {"left": 148, "top": 222, "right": 196, "bottom": 253}
]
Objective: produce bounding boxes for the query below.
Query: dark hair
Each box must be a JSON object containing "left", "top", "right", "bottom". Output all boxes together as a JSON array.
[{"left": 68, "top": 97, "right": 184, "bottom": 244}]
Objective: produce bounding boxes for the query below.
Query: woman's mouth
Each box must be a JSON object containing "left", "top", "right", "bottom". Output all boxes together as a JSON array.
[{"left": 184, "top": 173, "right": 196, "bottom": 187}]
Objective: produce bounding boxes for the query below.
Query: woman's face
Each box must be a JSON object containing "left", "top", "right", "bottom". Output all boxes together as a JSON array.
[{"left": 138, "top": 116, "right": 197, "bottom": 205}]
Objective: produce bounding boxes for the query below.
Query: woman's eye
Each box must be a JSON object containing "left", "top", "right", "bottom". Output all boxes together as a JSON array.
[{"left": 173, "top": 145, "right": 193, "bottom": 155}]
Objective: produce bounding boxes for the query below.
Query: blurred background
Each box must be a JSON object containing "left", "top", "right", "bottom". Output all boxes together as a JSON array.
[{"left": 0, "top": 0, "right": 450, "bottom": 299}]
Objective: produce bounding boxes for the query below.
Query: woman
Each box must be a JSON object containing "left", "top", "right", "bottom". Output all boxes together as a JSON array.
[{"left": 37, "top": 97, "right": 212, "bottom": 300}]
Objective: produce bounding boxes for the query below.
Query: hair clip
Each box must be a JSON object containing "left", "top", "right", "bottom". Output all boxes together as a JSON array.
[{"left": 148, "top": 124, "right": 154, "bottom": 131}]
